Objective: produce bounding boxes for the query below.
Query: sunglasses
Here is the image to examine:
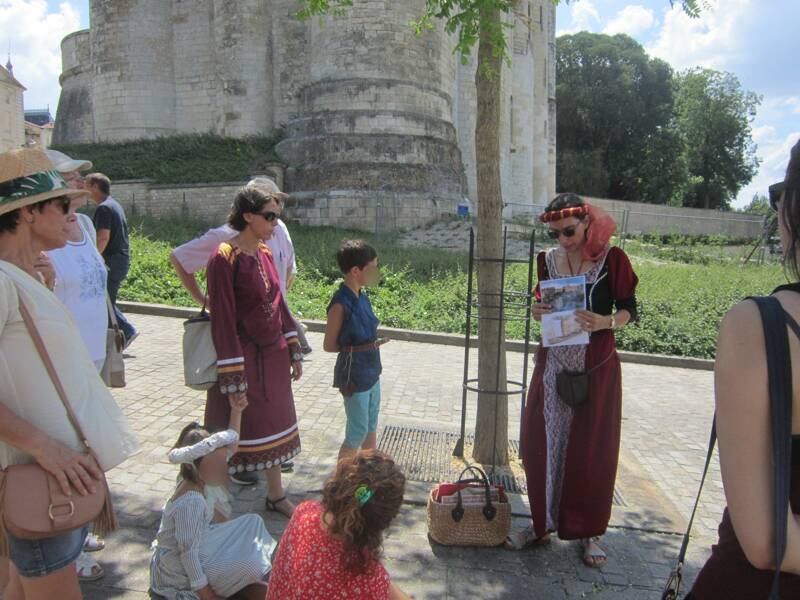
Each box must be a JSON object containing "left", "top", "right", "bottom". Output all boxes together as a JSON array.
[
  {"left": 255, "top": 210, "right": 279, "bottom": 222},
  {"left": 547, "top": 224, "right": 580, "bottom": 240},
  {"left": 770, "top": 181, "right": 787, "bottom": 212},
  {"left": 54, "top": 196, "right": 71, "bottom": 215}
]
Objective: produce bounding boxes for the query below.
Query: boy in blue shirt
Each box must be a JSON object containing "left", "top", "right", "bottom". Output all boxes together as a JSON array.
[{"left": 323, "top": 240, "right": 389, "bottom": 459}]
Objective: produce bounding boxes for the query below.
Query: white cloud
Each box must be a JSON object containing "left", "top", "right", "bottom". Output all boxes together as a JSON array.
[
  {"left": 0, "top": 0, "right": 82, "bottom": 112},
  {"left": 646, "top": 0, "right": 752, "bottom": 71},
  {"left": 781, "top": 97, "right": 800, "bottom": 115},
  {"left": 733, "top": 95, "right": 800, "bottom": 207},
  {"left": 557, "top": 0, "right": 602, "bottom": 36},
  {"left": 736, "top": 125, "right": 800, "bottom": 208},
  {"left": 603, "top": 5, "right": 656, "bottom": 37}
]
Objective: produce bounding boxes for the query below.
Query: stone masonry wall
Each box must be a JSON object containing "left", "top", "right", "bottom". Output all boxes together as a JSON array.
[
  {"left": 53, "top": 30, "right": 94, "bottom": 145},
  {"left": 111, "top": 180, "right": 242, "bottom": 224},
  {"left": 109, "top": 179, "right": 762, "bottom": 238}
]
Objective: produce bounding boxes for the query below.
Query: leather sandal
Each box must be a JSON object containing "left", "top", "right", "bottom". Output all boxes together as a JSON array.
[
  {"left": 83, "top": 532, "right": 105, "bottom": 553},
  {"left": 265, "top": 496, "right": 295, "bottom": 518},
  {"left": 581, "top": 537, "right": 607, "bottom": 568},
  {"left": 504, "top": 526, "right": 551, "bottom": 551},
  {"left": 76, "top": 552, "right": 105, "bottom": 582}
]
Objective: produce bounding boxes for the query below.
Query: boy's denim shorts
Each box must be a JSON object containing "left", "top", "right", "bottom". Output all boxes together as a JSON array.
[{"left": 343, "top": 381, "right": 381, "bottom": 449}]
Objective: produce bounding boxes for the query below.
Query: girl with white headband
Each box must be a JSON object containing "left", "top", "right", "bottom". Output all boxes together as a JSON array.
[{"left": 149, "top": 396, "right": 276, "bottom": 600}]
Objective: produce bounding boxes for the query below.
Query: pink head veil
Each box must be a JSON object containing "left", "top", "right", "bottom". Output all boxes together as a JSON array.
[{"left": 582, "top": 203, "right": 616, "bottom": 262}]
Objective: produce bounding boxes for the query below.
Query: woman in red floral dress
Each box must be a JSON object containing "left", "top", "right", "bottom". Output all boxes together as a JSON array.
[{"left": 267, "top": 451, "right": 411, "bottom": 600}]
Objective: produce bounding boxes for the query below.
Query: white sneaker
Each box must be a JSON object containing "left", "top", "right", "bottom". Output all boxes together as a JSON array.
[{"left": 123, "top": 331, "right": 139, "bottom": 350}]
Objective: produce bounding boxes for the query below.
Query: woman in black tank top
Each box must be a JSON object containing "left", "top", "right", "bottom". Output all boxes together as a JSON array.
[{"left": 688, "top": 139, "right": 800, "bottom": 598}]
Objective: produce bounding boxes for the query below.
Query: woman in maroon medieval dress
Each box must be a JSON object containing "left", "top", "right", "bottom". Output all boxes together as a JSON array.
[
  {"left": 507, "top": 193, "right": 638, "bottom": 569},
  {"left": 205, "top": 180, "right": 304, "bottom": 518}
]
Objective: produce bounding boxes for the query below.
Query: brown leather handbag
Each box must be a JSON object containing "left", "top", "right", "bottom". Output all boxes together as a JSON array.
[{"left": 0, "top": 300, "right": 117, "bottom": 553}]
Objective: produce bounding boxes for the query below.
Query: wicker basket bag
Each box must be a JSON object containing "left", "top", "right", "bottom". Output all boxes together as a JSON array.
[{"left": 427, "top": 466, "right": 511, "bottom": 547}]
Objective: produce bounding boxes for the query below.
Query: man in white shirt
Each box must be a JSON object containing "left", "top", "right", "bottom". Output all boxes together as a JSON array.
[{"left": 170, "top": 178, "right": 311, "bottom": 354}]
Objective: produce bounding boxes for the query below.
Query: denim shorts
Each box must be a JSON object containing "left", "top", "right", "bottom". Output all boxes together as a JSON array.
[
  {"left": 343, "top": 380, "right": 381, "bottom": 449},
  {"left": 5, "top": 525, "right": 89, "bottom": 578}
]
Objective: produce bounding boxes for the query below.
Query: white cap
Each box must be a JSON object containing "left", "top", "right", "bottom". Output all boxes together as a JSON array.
[
  {"left": 246, "top": 176, "right": 288, "bottom": 201},
  {"left": 44, "top": 149, "right": 93, "bottom": 173}
]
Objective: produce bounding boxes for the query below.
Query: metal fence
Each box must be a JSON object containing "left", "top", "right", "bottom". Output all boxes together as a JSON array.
[{"left": 503, "top": 202, "right": 778, "bottom": 267}]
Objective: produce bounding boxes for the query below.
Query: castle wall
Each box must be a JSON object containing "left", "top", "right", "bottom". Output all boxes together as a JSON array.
[
  {"left": 90, "top": 0, "right": 176, "bottom": 140},
  {"left": 546, "top": 1, "right": 557, "bottom": 201},
  {"left": 53, "top": 30, "right": 94, "bottom": 145},
  {"left": 275, "top": 0, "right": 467, "bottom": 230},
  {"left": 53, "top": 0, "right": 557, "bottom": 231},
  {"left": 531, "top": 0, "right": 552, "bottom": 212},
  {"left": 503, "top": 0, "right": 540, "bottom": 216},
  {"left": 111, "top": 179, "right": 242, "bottom": 224},
  {"left": 454, "top": 53, "right": 479, "bottom": 209},
  {"left": 269, "top": 0, "right": 311, "bottom": 128},
  {"left": 211, "top": 0, "right": 272, "bottom": 136},
  {"left": 172, "top": 0, "right": 218, "bottom": 134}
]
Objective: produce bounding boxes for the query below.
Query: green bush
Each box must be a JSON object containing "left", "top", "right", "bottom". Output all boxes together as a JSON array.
[
  {"left": 52, "top": 134, "right": 279, "bottom": 184},
  {"left": 120, "top": 216, "right": 786, "bottom": 359}
]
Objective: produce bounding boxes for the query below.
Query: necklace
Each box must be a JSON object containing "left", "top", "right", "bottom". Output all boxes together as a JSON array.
[{"left": 566, "top": 252, "right": 584, "bottom": 276}]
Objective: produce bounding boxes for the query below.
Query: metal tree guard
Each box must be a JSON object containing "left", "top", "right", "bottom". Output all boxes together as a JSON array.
[{"left": 453, "top": 227, "right": 536, "bottom": 476}]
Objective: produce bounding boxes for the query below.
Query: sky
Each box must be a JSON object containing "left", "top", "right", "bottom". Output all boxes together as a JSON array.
[{"left": 3, "top": 0, "right": 798, "bottom": 208}]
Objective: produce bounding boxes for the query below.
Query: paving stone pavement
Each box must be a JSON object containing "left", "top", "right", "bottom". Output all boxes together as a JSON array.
[{"left": 76, "top": 313, "right": 720, "bottom": 599}]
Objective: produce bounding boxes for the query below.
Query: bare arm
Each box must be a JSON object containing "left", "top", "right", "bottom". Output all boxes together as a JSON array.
[
  {"left": 574, "top": 308, "right": 631, "bottom": 332},
  {"left": 96, "top": 228, "right": 110, "bottom": 254},
  {"left": 287, "top": 270, "right": 296, "bottom": 292},
  {"left": 324, "top": 303, "right": 344, "bottom": 353},
  {"left": 0, "top": 403, "right": 102, "bottom": 497},
  {"left": 613, "top": 308, "right": 631, "bottom": 328},
  {"left": 715, "top": 299, "right": 800, "bottom": 573},
  {"left": 170, "top": 252, "right": 207, "bottom": 306},
  {"left": 388, "top": 581, "right": 412, "bottom": 600},
  {"left": 226, "top": 394, "right": 248, "bottom": 456}
]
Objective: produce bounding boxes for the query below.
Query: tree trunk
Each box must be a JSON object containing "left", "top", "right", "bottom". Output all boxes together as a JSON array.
[{"left": 472, "top": 6, "right": 508, "bottom": 466}]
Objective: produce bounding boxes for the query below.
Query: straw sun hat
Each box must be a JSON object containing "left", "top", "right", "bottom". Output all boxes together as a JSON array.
[{"left": 0, "top": 148, "right": 89, "bottom": 217}]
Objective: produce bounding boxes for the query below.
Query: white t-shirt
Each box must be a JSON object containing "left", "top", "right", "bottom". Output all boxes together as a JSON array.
[
  {"left": 0, "top": 261, "right": 139, "bottom": 471},
  {"left": 172, "top": 221, "right": 297, "bottom": 296},
  {"left": 48, "top": 214, "right": 108, "bottom": 363}
]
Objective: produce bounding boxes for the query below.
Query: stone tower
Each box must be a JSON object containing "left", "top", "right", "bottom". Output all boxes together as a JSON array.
[{"left": 54, "top": 0, "right": 556, "bottom": 230}]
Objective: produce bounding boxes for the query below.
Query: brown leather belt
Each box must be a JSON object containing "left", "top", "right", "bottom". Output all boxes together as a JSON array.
[{"left": 342, "top": 341, "right": 380, "bottom": 353}]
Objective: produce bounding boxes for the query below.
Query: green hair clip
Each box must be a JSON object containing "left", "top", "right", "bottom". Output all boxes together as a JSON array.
[{"left": 354, "top": 485, "right": 374, "bottom": 507}]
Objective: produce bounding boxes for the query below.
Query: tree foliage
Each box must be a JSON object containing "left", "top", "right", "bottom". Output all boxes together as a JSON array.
[
  {"left": 556, "top": 33, "right": 760, "bottom": 209},
  {"left": 556, "top": 32, "right": 684, "bottom": 204},
  {"left": 674, "top": 68, "right": 761, "bottom": 209},
  {"left": 741, "top": 193, "right": 771, "bottom": 217}
]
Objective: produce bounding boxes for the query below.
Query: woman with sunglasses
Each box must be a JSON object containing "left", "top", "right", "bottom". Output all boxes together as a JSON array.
[
  {"left": 0, "top": 149, "right": 138, "bottom": 599},
  {"left": 204, "top": 180, "right": 304, "bottom": 518},
  {"left": 686, "top": 142, "right": 800, "bottom": 598},
  {"left": 507, "top": 193, "right": 638, "bottom": 570}
]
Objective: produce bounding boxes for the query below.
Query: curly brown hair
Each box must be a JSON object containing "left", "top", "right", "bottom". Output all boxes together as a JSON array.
[{"left": 321, "top": 450, "right": 405, "bottom": 574}]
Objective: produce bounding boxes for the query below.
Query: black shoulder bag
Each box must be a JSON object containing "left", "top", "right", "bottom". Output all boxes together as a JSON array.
[{"left": 662, "top": 296, "right": 796, "bottom": 600}]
